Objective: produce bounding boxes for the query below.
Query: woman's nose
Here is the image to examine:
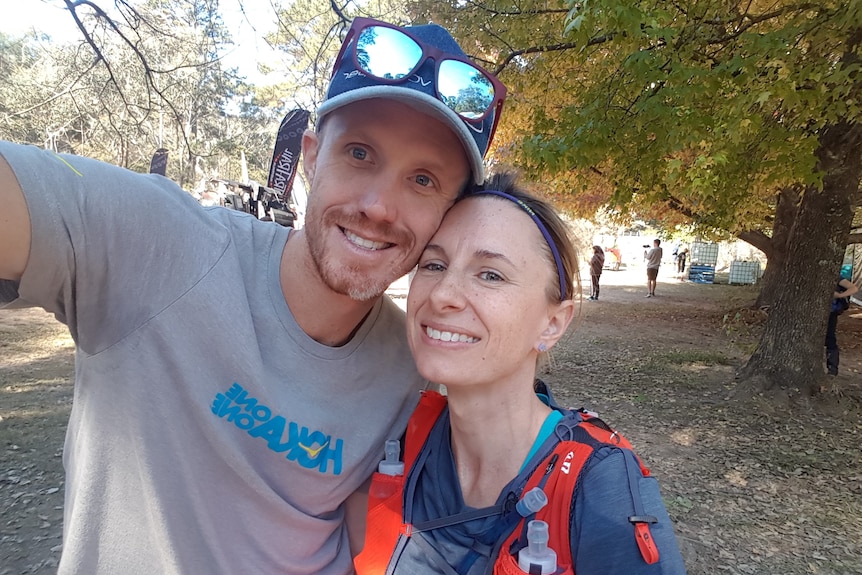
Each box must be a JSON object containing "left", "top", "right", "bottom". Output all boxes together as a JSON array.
[{"left": 427, "top": 269, "right": 468, "bottom": 311}]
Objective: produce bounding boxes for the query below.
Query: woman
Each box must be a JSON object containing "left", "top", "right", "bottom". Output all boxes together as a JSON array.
[
  {"left": 826, "top": 275, "right": 859, "bottom": 375},
  {"left": 355, "top": 173, "right": 685, "bottom": 574},
  {"left": 588, "top": 246, "right": 605, "bottom": 300}
]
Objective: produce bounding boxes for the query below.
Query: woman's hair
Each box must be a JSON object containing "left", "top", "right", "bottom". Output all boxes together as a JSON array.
[
  {"left": 593, "top": 245, "right": 604, "bottom": 254},
  {"left": 468, "top": 171, "right": 581, "bottom": 303}
]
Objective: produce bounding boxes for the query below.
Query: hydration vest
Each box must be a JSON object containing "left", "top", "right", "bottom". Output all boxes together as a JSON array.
[{"left": 354, "top": 388, "right": 660, "bottom": 575}]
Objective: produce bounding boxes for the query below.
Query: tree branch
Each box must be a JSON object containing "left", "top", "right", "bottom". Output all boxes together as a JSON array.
[
  {"left": 736, "top": 230, "right": 773, "bottom": 255},
  {"left": 62, "top": 0, "right": 228, "bottom": 159},
  {"left": 665, "top": 193, "right": 774, "bottom": 255},
  {"left": 461, "top": 1, "right": 569, "bottom": 17},
  {"left": 494, "top": 34, "right": 615, "bottom": 76}
]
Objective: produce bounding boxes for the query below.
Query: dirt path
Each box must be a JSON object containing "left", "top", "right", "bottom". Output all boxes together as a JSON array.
[
  {"left": 1, "top": 266, "right": 861, "bottom": 574},
  {"left": 568, "top": 269, "right": 862, "bottom": 575},
  {"left": 0, "top": 309, "right": 72, "bottom": 574}
]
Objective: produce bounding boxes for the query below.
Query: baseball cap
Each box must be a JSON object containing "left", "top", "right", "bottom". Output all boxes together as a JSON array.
[{"left": 317, "top": 19, "right": 504, "bottom": 184}]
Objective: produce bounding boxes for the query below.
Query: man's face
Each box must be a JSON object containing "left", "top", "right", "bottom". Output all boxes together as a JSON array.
[{"left": 301, "top": 99, "right": 471, "bottom": 301}]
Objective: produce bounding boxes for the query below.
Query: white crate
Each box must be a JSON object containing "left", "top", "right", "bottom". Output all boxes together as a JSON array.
[
  {"left": 691, "top": 242, "right": 719, "bottom": 265},
  {"left": 728, "top": 261, "right": 760, "bottom": 285}
]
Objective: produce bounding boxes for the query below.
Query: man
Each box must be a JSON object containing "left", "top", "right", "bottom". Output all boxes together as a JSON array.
[
  {"left": 0, "top": 17, "right": 506, "bottom": 575},
  {"left": 644, "top": 238, "right": 662, "bottom": 297}
]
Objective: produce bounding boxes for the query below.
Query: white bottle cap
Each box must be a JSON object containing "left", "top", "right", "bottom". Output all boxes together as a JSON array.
[
  {"left": 518, "top": 520, "right": 558, "bottom": 574},
  {"left": 377, "top": 439, "right": 404, "bottom": 476}
]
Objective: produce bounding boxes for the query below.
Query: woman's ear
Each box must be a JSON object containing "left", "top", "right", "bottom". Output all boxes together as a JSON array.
[{"left": 538, "top": 300, "right": 576, "bottom": 351}]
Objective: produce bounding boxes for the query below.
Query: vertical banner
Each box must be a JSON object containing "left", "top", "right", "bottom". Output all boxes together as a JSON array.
[
  {"left": 149, "top": 148, "right": 169, "bottom": 176},
  {"left": 267, "top": 109, "right": 310, "bottom": 204}
]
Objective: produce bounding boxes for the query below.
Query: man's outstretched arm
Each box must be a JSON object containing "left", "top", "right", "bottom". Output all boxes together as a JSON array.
[{"left": 0, "top": 155, "right": 31, "bottom": 281}]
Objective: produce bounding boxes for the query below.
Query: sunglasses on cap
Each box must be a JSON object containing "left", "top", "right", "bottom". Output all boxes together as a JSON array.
[{"left": 331, "top": 17, "right": 507, "bottom": 142}]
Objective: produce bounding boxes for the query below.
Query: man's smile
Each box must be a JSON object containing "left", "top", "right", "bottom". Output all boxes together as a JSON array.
[{"left": 342, "top": 228, "right": 393, "bottom": 251}]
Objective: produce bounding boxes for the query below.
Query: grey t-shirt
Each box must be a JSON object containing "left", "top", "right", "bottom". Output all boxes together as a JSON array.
[
  {"left": 0, "top": 143, "right": 424, "bottom": 574},
  {"left": 645, "top": 247, "right": 663, "bottom": 269}
]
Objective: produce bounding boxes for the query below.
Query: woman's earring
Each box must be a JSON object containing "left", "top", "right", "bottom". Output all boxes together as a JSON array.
[{"left": 537, "top": 342, "right": 548, "bottom": 353}]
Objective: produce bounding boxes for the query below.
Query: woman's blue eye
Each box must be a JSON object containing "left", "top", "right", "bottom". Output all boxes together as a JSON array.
[
  {"left": 421, "top": 262, "right": 445, "bottom": 272},
  {"left": 351, "top": 147, "right": 367, "bottom": 160}
]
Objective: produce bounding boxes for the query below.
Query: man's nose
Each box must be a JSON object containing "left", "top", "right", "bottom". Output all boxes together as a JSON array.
[{"left": 358, "top": 176, "right": 401, "bottom": 223}]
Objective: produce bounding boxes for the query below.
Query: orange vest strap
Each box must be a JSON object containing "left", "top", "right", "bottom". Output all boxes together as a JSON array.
[
  {"left": 354, "top": 472, "right": 404, "bottom": 574},
  {"left": 633, "top": 522, "right": 660, "bottom": 564},
  {"left": 579, "top": 418, "right": 651, "bottom": 477},
  {"left": 497, "top": 417, "right": 654, "bottom": 571},
  {"left": 497, "top": 441, "right": 591, "bottom": 570},
  {"left": 355, "top": 391, "right": 447, "bottom": 575},
  {"left": 403, "top": 390, "right": 447, "bottom": 471}
]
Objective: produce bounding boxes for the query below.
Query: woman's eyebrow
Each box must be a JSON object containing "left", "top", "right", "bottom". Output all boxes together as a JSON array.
[
  {"left": 423, "top": 244, "right": 515, "bottom": 267},
  {"left": 474, "top": 249, "right": 515, "bottom": 267}
]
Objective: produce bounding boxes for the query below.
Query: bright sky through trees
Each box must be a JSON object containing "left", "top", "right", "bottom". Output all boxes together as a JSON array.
[{"left": 1, "top": 0, "right": 281, "bottom": 84}]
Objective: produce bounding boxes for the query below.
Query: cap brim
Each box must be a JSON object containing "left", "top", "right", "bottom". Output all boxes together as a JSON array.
[{"left": 317, "top": 86, "right": 485, "bottom": 185}]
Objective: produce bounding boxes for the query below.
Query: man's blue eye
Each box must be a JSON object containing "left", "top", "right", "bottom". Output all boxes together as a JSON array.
[
  {"left": 415, "top": 175, "right": 431, "bottom": 186},
  {"left": 480, "top": 271, "right": 503, "bottom": 282},
  {"left": 351, "top": 147, "right": 367, "bottom": 160}
]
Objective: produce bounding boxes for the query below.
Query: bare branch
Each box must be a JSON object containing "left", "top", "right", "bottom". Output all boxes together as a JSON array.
[
  {"left": 494, "top": 35, "right": 615, "bottom": 76},
  {"left": 459, "top": 1, "right": 569, "bottom": 17}
]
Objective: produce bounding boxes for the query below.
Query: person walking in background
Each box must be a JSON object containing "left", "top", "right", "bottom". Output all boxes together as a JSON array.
[
  {"left": 676, "top": 247, "right": 688, "bottom": 275},
  {"left": 826, "top": 275, "right": 859, "bottom": 375},
  {"left": 588, "top": 245, "right": 605, "bottom": 300},
  {"left": 606, "top": 246, "right": 622, "bottom": 270},
  {"left": 645, "top": 239, "right": 663, "bottom": 297}
]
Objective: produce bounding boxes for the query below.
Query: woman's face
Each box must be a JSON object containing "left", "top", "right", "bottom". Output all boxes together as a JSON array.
[{"left": 407, "top": 196, "right": 571, "bottom": 389}]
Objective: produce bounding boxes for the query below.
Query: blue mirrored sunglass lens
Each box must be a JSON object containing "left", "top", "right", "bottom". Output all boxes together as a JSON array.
[
  {"left": 437, "top": 60, "right": 495, "bottom": 119},
  {"left": 355, "top": 26, "right": 423, "bottom": 79}
]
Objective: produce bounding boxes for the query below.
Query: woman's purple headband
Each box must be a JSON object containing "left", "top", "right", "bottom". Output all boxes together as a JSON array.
[{"left": 469, "top": 190, "right": 568, "bottom": 301}]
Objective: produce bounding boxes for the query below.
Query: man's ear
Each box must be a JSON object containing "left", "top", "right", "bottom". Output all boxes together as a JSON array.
[
  {"left": 538, "top": 300, "right": 576, "bottom": 351},
  {"left": 301, "top": 129, "right": 319, "bottom": 184}
]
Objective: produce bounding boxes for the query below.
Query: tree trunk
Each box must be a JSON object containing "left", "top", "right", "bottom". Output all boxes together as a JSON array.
[
  {"left": 736, "top": 121, "right": 862, "bottom": 399},
  {"left": 753, "top": 187, "right": 799, "bottom": 310}
]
